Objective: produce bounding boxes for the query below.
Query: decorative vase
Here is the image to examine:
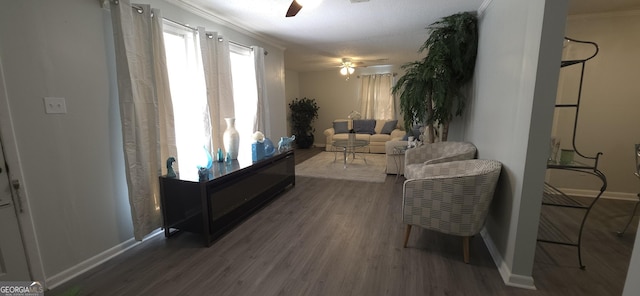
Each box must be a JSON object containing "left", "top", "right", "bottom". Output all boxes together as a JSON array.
[
  {"left": 252, "top": 142, "right": 265, "bottom": 162},
  {"left": 560, "top": 149, "right": 575, "bottom": 165},
  {"left": 223, "top": 118, "right": 239, "bottom": 160},
  {"left": 263, "top": 138, "right": 276, "bottom": 157},
  {"left": 216, "top": 148, "right": 224, "bottom": 162},
  {"left": 166, "top": 157, "right": 177, "bottom": 178},
  {"left": 197, "top": 145, "right": 213, "bottom": 170}
]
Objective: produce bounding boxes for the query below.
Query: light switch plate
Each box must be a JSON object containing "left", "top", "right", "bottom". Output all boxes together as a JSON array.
[{"left": 44, "top": 97, "right": 67, "bottom": 114}]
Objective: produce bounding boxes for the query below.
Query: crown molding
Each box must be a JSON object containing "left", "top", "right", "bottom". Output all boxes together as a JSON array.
[
  {"left": 170, "top": 0, "right": 286, "bottom": 51},
  {"left": 477, "top": 0, "right": 493, "bottom": 18}
]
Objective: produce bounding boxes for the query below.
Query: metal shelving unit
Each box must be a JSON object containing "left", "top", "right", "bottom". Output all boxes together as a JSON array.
[{"left": 537, "top": 37, "right": 606, "bottom": 270}]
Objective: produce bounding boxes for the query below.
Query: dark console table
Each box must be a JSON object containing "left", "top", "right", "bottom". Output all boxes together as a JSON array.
[{"left": 159, "top": 150, "right": 295, "bottom": 246}]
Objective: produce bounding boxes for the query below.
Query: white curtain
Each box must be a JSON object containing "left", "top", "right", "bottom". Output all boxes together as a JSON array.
[
  {"left": 110, "top": 0, "right": 177, "bottom": 240},
  {"left": 199, "top": 28, "right": 235, "bottom": 154},
  {"left": 358, "top": 74, "right": 395, "bottom": 119},
  {"left": 252, "top": 46, "right": 270, "bottom": 137}
]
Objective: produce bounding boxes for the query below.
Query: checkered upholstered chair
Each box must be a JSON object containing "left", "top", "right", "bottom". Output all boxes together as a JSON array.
[
  {"left": 402, "top": 159, "right": 502, "bottom": 263},
  {"left": 404, "top": 141, "right": 477, "bottom": 180}
]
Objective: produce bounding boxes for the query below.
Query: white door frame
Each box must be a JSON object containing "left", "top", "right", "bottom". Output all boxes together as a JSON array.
[
  {"left": 0, "top": 56, "right": 45, "bottom": 283},
  {"left": 0, "top": 132, "right": 30, "bottom": 281}
]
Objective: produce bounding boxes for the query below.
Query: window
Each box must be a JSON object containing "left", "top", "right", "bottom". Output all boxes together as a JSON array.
[
  {"left": 229, "top": 44, "right": 258, "bottom": 161},
  {"left": 163, "top": 22, "right": 208, "bottom": 180},
  {"left": 162, "top": 21, "right": 260, "bottom": 177},
  {"left": 359, "top": 74, "right": 395, "bottom": 119}
]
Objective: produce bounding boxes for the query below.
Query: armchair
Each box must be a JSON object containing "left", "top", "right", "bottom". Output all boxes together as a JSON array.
[
  {"left": 402, "top": 159, "right": 502, "bottom": 263},
  {"left": 404, "top": 141, "right": 477, "bottom": 180}
]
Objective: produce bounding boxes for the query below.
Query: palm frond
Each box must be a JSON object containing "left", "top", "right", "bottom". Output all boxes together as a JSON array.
[{"left": 393, "top": 12, "right": 478, "bottom": 141}]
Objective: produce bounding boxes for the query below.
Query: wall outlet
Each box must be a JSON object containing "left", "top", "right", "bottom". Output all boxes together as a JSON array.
[{"left": 43, "top": 97, "right": 67, "bottom": 114}]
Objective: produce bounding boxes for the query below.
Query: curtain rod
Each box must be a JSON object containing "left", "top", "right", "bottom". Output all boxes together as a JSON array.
[
  {"left": 108, "top": 1, "right": 267, "bottom": 55},
  {"left": 159, "top": 14, "right": 261, "bottom": 54},
  {"left": 356, "top": 73, "right": 397, "bottom": 79},
  {"left": 107, "top": 0, "right": 143, "bottom": 13},
  {"left": 164, "top": 17, "right": 196, "bottom": 31},
  {"left": 229, "top": 40, "right": 252, "bottom": 50}
]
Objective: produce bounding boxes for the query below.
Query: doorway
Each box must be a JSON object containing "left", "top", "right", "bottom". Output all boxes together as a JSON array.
[{"left": 0, "top": 136, "right": 30, "bottom": 281}]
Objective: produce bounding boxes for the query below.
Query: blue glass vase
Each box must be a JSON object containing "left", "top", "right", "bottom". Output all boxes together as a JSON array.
[
  {"left": 216, "top": 148, "right": 224, "bottom": 162},
  {"left": 263, "top": 138, "right": 276, "bottom": 157},
  {"left": 252, "top": 142, "right": 265, "bottom": 162},
  {"left": 198, "top": 146, "right": 213, "bottom": 170}
]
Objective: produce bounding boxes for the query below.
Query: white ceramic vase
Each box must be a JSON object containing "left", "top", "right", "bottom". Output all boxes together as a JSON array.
[{"left": 223, "top": 117, "right": 239, "bottom": 160}]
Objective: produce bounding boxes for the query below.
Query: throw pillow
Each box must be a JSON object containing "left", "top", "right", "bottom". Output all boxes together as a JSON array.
[
  {"left": 333, "top": 121, "right": 349, "bottom": 134},
  {"left": 353, "top": 119, "right": 376, "bottom": 135},
  {"left": 380, "top": 120, "right": 398, "bottom": 135}
]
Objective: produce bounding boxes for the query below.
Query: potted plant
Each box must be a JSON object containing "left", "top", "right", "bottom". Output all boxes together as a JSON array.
[
  {"left": 392, "top": 12, "right": 478, "bottom": 142},
  {"left": 288, "top": 97, "right": 319, "bottom": 148}
]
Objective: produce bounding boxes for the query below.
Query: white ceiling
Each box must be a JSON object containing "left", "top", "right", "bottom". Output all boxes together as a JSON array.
[{"left": 176, "top": 0, "right": 640, "bottom": 72}]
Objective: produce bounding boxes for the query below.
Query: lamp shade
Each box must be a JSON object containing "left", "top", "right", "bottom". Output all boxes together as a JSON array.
[{"left": 340, "top": 66, "right": 355, "bottom": 76}]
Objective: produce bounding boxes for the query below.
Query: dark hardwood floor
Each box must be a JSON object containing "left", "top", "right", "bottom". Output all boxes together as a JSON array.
[{"left": 47, "top": 147, "right": 638, "bottom": 295}]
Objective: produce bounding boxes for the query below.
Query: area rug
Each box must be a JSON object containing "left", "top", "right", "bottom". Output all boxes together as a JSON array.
[{"left": 295, "top": 152, "right": 387, "bottom": 183}]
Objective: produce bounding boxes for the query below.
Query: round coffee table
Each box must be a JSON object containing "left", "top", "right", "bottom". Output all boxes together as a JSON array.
[{"left": 332, "top": 139, "right": 369, "bottom": 168}]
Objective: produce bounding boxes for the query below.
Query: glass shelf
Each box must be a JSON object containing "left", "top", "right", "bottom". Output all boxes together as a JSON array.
[
  {"left": 547, "top": 159, "right": 595, "bottom": 170},
  {"left": 546, "top": 151, "right": 602, "bottom": 171}
]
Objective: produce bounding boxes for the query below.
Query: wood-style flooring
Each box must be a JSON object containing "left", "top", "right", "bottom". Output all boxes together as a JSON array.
[{"left": 47, "top": 147, "right": 638, "bottom": 295}]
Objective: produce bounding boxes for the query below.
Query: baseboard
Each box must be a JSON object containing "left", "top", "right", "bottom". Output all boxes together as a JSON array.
[
  {"left": 480, "top": 229, "right": 537, "bottom": 290},
  {"left": 558, "top": 188, "right": 638, "bottom": 201},
  {"left": 45, "top": 229, "right": 163, "bottom": 289}
]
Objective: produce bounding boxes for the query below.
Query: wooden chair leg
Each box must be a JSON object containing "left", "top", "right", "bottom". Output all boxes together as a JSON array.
[
  {"left": 463, "top": 236, "right": 470, "bottom": 264},
  {"left": 403, "top": 225, "right": 412, "bottom": 248}
]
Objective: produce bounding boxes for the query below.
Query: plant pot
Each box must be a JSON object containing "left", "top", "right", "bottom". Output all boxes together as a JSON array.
[{"left": 295, "top": 133, "right": 314, "bottom": 149}]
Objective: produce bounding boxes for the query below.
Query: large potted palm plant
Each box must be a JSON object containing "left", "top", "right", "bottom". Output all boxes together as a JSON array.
[
  {"left": 393, "top": 12, "right": 478, "bottom": 142},
  {"left": 288, "top": 97, "right": 320, "bottom": 148}
]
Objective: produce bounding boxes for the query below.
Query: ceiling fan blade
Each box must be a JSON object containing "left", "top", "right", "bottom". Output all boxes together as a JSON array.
[{"left": 286, "top": 0, "right": 302, "bottom": 17}]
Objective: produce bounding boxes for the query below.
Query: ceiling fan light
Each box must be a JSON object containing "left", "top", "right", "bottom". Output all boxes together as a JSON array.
[
  {"left": 340, "top": 67, "right": 348, "bottom": 75},
  {"left": 348, "top": 67, "right": 355, "bottom": 74}
]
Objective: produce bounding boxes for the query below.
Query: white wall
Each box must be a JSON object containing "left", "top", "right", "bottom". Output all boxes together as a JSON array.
[
  {"left": 465, "top": 0, "right": 567, "bottom": 288},
  {"left": 549, "top": 11, "right": 640, "bottom": 197},
  {"left": 0, "top": 0, "right": 131, "bottom": 284},
  {"left": 0, "top": 0, "right": 286, "bottom": 287},
  {"left": 298, "top": 70, "right": 360, "bottom": 146},
  {"left": 284, "top": 69, "right": 300, "bottom": 136}
]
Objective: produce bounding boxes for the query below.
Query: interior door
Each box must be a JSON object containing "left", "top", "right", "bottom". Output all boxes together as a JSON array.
[{"left": 0, "top": 138, "right": 30, "bottom": 281}]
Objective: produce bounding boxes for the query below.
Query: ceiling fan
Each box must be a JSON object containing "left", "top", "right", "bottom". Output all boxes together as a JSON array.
[
  {"left": 339, "top": 58, "right": 356, "bottom": 76},
  {"left": 337, "top": 57, "right": 389, "bottom": 69},
  {"left": 286, "top": 1, "right": 302, "bottom": 17},
  {"left": 286, "top": 0, "right": 324, "bottom": 17}
]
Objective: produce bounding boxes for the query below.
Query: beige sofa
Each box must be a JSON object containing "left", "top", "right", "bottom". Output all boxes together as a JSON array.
[{"left": 323, "top": 119, "right": 405, "bottom": 154}]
